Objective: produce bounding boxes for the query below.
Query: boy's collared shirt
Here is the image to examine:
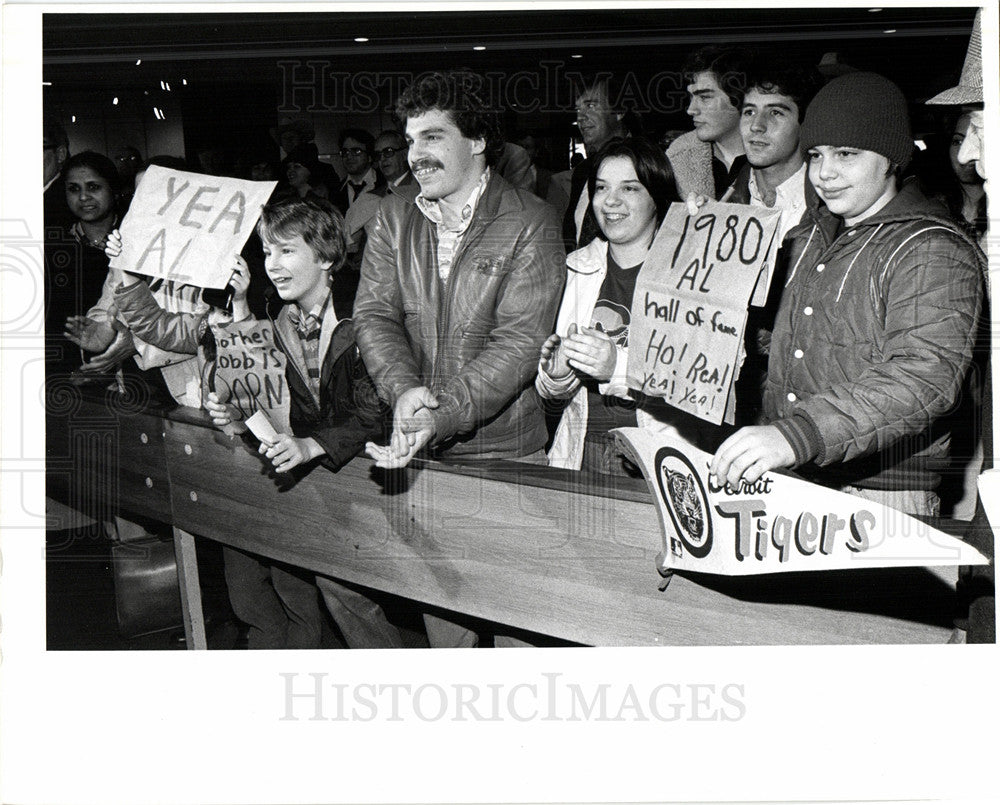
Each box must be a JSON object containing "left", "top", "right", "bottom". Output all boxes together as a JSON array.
[
  {"left": 748, "top": 161, "right": 807, "bottom": 242},
  {"left": 287, "top": 290, "right": 336, "bottom": 404},
  {"left": 415, "top": 167, "right": 491, "bottom": 284}
]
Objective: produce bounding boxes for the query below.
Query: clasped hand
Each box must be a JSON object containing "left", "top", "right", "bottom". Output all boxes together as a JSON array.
[
  {"left": 365, "top": 385, "right": 438, "bottom": 469},
  {"left": 64, "top": 315, "right": 135, "bottom": 373},
  {"left": 65, "top": 316, "right": 116, "bottom": 353},
  {"left": 548, "top": 323, "right": 617, "bottom": 383}
]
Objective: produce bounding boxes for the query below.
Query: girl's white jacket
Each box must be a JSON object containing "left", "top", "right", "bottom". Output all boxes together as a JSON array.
[{"left": 535, "top": 238, "right": 687, "bottom": 470}]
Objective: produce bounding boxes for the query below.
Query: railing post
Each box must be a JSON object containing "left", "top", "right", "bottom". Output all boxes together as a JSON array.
[{"left": 172, "top": 527, "right": 207, "bottom": 650}]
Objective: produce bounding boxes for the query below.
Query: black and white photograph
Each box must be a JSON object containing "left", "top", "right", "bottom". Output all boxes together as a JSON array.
[{"left": 1, "top": 1, "right": 998, "bottom": 803}]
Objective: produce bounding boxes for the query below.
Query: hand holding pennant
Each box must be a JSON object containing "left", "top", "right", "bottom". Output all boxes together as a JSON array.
[{"left": 613, "top": 427, "right": 988, "bottom": 576}]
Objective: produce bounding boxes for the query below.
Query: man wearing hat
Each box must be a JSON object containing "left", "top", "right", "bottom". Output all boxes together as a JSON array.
[
  {"left": 270, "top": 115, "right": 315, "bottom": 157},
  {"left": 711, "top": 71, "right": 985, "bottom": 518},
  {"left": 928, "top": 10, "right": 987, "bottom": 204},
  {"left": 927, "top": 7, "right": 993, "bottom": 643}
]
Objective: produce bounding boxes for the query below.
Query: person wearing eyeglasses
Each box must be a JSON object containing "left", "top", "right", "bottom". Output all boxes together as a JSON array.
[
  {"left": 373, "top": 130, "right": 411, "bottom": 186},
  {"left": 333, "top": 128, "right": 378, "bottom": 215},
  {"left": 342, "top": 130, "right": 421, "bottom": 283}
]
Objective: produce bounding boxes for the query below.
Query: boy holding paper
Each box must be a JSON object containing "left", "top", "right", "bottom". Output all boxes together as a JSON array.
[{"left": 106, "top": 197, "right": 399, "bottom": 649}]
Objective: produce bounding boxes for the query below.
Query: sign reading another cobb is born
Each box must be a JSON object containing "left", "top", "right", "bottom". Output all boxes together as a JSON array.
[{"left": 613, "top": 427, "right": 988, "bottom": 575}]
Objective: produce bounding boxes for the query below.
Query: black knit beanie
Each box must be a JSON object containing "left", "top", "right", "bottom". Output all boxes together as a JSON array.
[{"left": 800, "top": 72, "right": 913, "bottom": 170}]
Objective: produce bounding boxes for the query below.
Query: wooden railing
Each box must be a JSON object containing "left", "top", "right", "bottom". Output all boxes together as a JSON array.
[{"left": 46, "top": 394, "right": 964, "bottom": 646}]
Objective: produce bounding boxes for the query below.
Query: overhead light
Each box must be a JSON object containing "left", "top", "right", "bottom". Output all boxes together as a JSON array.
[
  {"left": 354, "top": 37, "right": 369, "bottom": 42},
  {"left": 869, "top": 7, "right": 883, "bottom": 11},
  {"left": 473, "top": 45, "right": 486, "bottom": 51},
  {"left": 42, "top": 81, "right": 52, "bottom": 86},
  {"left": 113, "top": 96, "right": 119, "bottom": 105},
  {"left": 135, "top": 59, "right": 142, "bottom": 65},
  {"left": 71, "top": 115, "right": 77, "bottom": 123},
  {"left": 914, "top": 139, "right": 927, "bottom": 151},
  {"left": 182, "top": 79, "right": 188, "bottom": 85},
  {"left": 571, "top": 54, "right": 583, "bottom": 59},
  {"left": 883, "top": 29, "right": 896, "bottom": 33}
]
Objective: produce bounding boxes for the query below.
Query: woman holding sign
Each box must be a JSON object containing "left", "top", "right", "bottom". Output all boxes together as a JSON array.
[{"left": 537, "top": 137, "right": 702, "bottom": 473}]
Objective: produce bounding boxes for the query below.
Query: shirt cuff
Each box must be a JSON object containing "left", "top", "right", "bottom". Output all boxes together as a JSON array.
[{"left": 772, "top": 412, "right": 823, "bottom": 466}]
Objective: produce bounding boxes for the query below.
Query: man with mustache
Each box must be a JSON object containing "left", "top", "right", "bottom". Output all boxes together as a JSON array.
[{"left": 353, "top": 70, "right": 566, "bottom": 647}]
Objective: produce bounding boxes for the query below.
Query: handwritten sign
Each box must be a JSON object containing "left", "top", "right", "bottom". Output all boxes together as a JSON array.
[
  {"left": 208, "top": 319, "right": 291, "bottom": 433},
  {"left": 614, "top": 427, "right": 988, "bottom": 575},
  {"left": 110, "top": 166, "right": 275, "bottom": 289},
  {"left": 627, "top": 201, "right": 781, "bottom": 424}
]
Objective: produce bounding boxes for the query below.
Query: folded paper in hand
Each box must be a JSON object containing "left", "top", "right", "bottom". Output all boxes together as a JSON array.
[{"left": 244, "top": 409, "right": 279, "bottom": 445}]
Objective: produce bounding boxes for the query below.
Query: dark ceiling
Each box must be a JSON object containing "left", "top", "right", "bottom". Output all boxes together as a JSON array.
[{"left": 43, "top": 5, "right": 979, "bottom": 102}]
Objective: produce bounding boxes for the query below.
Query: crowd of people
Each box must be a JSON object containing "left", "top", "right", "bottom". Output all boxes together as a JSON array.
[{"left": 44, "top": 29, "right": 992, "bottom": 647}]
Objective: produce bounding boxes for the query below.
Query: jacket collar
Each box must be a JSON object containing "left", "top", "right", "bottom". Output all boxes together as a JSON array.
[
  {"left": 392, "top": 168, "right": 520, "bottom": 222},
  {"left": 268, "top": 291, "right": 354, "bottom": 378},
  {"left": 388, "top": 171, "right": 419, "bottom": 203},
  {"left": 802, "top": 176, "right": 950, "bottom": 233},
  {"left": 566, "top": 237, "right": 608, "bottom": 275},
  {"left": 786, "top": 177, "right": 986, "bottom": 275},
  {"left": 469, "top": 168, "right": 521, "bottom": 223}
]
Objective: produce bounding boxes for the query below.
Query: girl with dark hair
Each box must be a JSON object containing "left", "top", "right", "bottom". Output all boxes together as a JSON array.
[
  {"left": 537, "top": 136, "right": 702, "bottom": 473},
  {"left": 914, "top": 113, "right": 987, "bottom": 242},
  {"left": 948, "top": 112, "right": 988, "bottom": 239}
]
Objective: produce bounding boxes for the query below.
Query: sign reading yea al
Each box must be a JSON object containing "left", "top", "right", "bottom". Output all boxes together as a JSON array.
[{"left": 110, "top": 165, "right": 275, "bottom": 289}]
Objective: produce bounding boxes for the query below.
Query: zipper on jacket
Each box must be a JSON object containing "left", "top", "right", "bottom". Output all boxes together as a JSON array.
[{"left": 430, "top": 213, "right": 486, "bottom": 392}]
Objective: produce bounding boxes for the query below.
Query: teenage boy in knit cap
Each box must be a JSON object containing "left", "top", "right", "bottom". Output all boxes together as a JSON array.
[{"left": 710, "top": 71, "right": 985, "bottom": 517}]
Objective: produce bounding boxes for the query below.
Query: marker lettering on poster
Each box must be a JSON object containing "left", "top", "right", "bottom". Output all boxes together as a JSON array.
[
  {"left": 611, "top": 428, "right": 988, "bottom": 576},
  {"left": 211, "top": 320, "right": 291, "bottom": 432},
  {"left": 627, "top": 201, "right": 782, "bottom": 424},
  {"left": 110, "top": 165, "right": 275, "bottom": 289}
]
